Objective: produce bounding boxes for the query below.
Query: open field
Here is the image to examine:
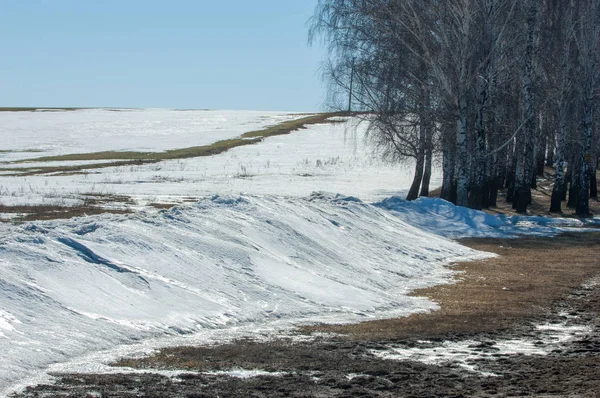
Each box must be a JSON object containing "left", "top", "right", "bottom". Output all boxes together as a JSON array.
[
  {"left": 0, "top": 108, "right": 81, "bottom": 112},
  {"left": 0, "top": 111, "right": 425, "bottom": 220},
  {"left": 1, "top": 109, "right": 599, "bottom": 397},
  {"left": 0, "top": 112, "right": 342, "bottom": 177},
  {"left": 10, "top": 113, "right": 345, "bottom": 167}
]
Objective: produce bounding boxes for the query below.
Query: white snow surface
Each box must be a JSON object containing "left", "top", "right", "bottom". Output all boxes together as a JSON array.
[
  {"left": 0, "top": 109, "right": 305, "bottom": 159},
  {"left": 0, "top": 113, "right": 430, "bottom": 207},
  {"left": 376, "top": 197, "right": 600, "bottom": 238}
]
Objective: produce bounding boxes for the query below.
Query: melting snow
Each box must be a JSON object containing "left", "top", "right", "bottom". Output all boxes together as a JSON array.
[{"left": 371, "top": 321, "right": 592, "bottom": 375}]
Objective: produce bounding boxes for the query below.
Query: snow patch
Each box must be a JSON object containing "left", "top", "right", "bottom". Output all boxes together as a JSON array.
[
  {"left": 371, "top": 321, "right": 591, "bottom": 375},
  {"left": 377, "top": 197, "right": 600, "bottom": 238},
  {"left": 0, "top": 310, "right": 20, "bottom": 338}
]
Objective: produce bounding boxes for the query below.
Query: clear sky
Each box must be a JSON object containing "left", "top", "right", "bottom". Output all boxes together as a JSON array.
[{"left": 0, "top": 1, "right": 326, "bottom": 111}]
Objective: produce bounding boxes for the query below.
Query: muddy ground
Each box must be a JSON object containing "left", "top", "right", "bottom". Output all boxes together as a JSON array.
[{"left": 11, "top": 232, "right": 600, "bottom": 398}]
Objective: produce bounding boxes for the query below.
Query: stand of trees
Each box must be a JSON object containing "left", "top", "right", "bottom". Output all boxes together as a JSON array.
[{"left": 310, "top": 0, "right": 599, "bottom": 215}]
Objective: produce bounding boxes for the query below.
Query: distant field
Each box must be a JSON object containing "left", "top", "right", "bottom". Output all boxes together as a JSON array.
[
  {"left": 0, "top": 107, "right": 81, "bottom": 112},
  {"left": 0, "top": 109, "right": 423, "bottom": 218}
]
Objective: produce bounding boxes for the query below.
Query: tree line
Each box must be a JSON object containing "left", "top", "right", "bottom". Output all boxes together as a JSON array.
[{"left": 310, "top": 0, "right": 599, "bottom": 215}]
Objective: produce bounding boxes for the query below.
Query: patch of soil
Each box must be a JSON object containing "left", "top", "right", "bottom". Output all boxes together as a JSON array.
[{"left": 305, "top": 232, "right": 600, "bottom": 341}]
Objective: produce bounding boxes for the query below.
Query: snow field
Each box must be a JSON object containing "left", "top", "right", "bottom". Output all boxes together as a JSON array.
[
  {"left": 0, "top": 109, "right": 307, "bottom": 159},
  {"left": 0, "top": 113, "right": 433, "bottom": 208}
]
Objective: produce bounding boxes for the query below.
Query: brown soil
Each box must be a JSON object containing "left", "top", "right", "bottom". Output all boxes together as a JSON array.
[
  {"left": 303, "top": 232, "right": 600, "bottom": 341},
  {"left": 13, "top": 233, "right": 600, "bottom": 397}
]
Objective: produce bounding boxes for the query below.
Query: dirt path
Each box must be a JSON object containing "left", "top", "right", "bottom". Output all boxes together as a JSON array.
[{"left": 12, "top": 232, "right": 600, "bottom": 397}]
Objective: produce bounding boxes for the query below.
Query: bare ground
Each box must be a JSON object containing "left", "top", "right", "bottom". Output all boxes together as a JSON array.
[{"left": 12, "top": 232, "right": 600, "bottom": 398}]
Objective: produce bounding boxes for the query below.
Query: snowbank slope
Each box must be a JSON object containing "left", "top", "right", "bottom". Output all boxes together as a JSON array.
[{"left": 0, "top": 194, "right": 489, "bottom": 390}]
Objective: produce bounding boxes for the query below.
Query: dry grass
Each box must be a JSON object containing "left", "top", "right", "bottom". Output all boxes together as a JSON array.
[
  {"left": 0, "top": 107, "right": 81, "bottom": 112},
  {"left": 0, "top": 159, "right": 160, "bottom": 177},
  {"left": 0, "top": 194, "right": 134, "bottom": 223},
  {"left": 0, "top": 149, "right": 44, "bottom": 153},
  {"left": 302, "top": 232, "right": 600, "bottom": 341},
  {"left": 148, "top": 202, "right": 177, "bottom": 210}
]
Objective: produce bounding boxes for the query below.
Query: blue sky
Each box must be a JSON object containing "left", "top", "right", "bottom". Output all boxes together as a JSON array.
[{"left": 0, "top": 1, "right": 326, "bottom": 111}]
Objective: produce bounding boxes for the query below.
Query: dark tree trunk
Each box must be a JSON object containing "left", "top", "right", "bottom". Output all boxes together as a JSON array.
[
  {"left": 515, "top": 186, "right": 530, "bottom": 214},
  {"left": 591, "top": 160, "right": 598, "bottom": 199},
  {"left": 567, "top": 157, "right": 580, "bottom": 208},
  {"left": 506, "top": 164, "right": 516, "bottom": 202},
  {"left": 488, "top": 177, "right": 499, "bottom": 207},
  {"left": 441, "top": 141, "right": 456, "bottom": 202},
  {"left": 455, "top": 96, "right": 470, "bottom": 207},
  {"left": 420, "top": 110, "right": 433, "bottom": 197},
  {"left": 420, "top": 152, "right": 432, "bottom": 197},
  {"left": 576, "top": 56, "right": 595, "bottom": 216},
  {"left": 511, "top": 133, "right": 525, "bottom": 209},
  {"left": 407, "top": 124, "right": 426, "bottom": 201},
  {"left": 537, "top": 132, "right": 547, "bottom": 176},
  {"left": 550, "top": 159, "right": 566, "bottom": 212},
  {"left": 407, "top": 156, "right": 425, "bottom": 201},
  {"left": 546, "top": 131, "right": 556, "bottom": 167},
  {"left": 441, "top": 121, "right": 456, "bottom": 203}
]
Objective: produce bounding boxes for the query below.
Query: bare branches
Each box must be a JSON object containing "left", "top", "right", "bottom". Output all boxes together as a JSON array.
[{"left": 310, "top": 0, "right": 599, "bottom": 212}]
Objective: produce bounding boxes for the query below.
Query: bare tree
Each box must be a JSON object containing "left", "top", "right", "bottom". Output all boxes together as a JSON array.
[
  {"left": 574, "top": 0, "right": 600, "bottom": 216},
  {"left": 310, "top": 0, "right": 597, "bottom": 215}
]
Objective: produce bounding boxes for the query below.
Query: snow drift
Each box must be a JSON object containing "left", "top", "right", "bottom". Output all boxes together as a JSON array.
[
  {"left": 0, "top": 193, "right": 490, "bottom": 390},
  {"left": 377, "top": 197, "right": 599, "bottom": 238}
]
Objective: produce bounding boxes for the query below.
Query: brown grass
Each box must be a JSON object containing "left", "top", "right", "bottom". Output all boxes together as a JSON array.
[
  {"left": 301, "top": 232, "right": 600, "bottom": 340},
  {"left": 0, "top": 159, "right": 160, "bottom": 177},
  {"left": 0, "top": 107, "right": 81, "bottom": 112},
  {"left": 0, "top": 194, "right": 134, "bottom": 223}
]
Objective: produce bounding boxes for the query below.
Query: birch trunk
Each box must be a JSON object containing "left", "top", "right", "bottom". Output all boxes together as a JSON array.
[
  {"left": 576, "top": 71, "right": 595, "bottom": 215},
  {"left": 407, "top": 124, "right": 426, "bottom": 201},
  {"left": 516, "top": 0, "right": 539, "bottom": 214},
  {"left": 441, "top": 125, "right": 456, "bottom": 203},
  {"left": 420, "top": 128, "right": 433, "bottom": 197},
  {"left": 550, "top": 107, "right": 569, "bottom": 212},
  {"left": 455, "top": 95, "right": 470, "bottom": 207}
]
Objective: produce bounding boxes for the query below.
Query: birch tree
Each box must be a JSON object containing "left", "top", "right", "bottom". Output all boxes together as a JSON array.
[{"left": 310, "top": 0, "right": 598, "bottom": 215}]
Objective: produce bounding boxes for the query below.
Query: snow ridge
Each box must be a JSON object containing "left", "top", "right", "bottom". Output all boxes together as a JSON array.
[{"left": 0, "top": 193, "right": 490, "bottom": 391}]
